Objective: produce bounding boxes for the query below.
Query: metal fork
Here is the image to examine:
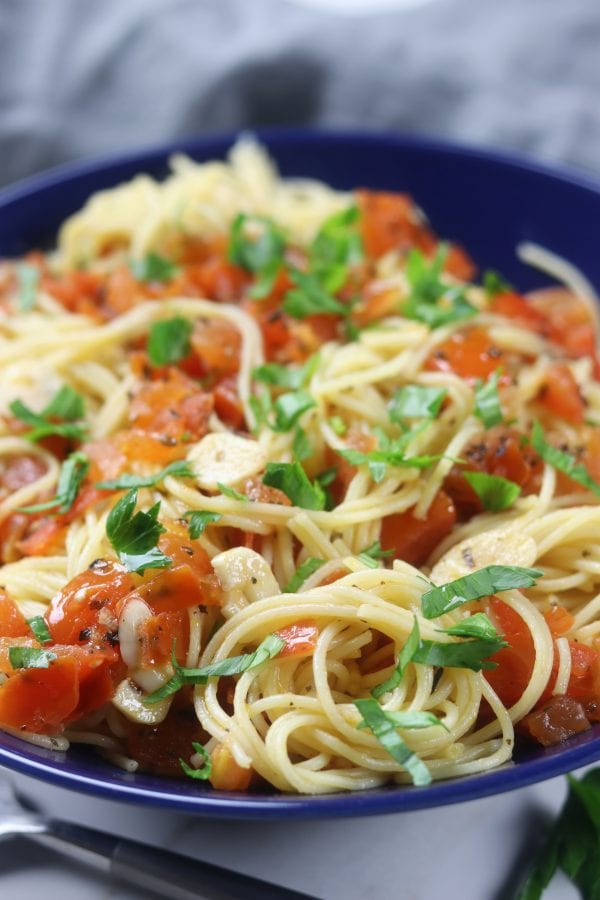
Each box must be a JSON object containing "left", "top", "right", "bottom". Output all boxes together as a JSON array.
[{"left": 0, "top": 777, "right": 317, "bottom": 900}]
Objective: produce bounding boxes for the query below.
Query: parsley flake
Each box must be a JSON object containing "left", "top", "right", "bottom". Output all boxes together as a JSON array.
[{"left": 148, "top": 317, "right": 193, "bottom": 366}]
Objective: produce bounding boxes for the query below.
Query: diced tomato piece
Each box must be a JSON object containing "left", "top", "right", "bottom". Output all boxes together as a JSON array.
[
  {"left": 129, "top": 370, "right": 213, "bottom": 443},
  {"left": 139, "top": 609, "right": 190, "bottom": 667},
  {"left": 491, "top": 291, "right": 551, "bottom": 333},
  {"left": 520, "top": 695, "right": 591, "bottom": 747},
  {"left": 538, "top": 364, "right": 584, "bottom": 425},
  {"left": 42, "top": 270, "right": 104, "bottom": 318},
  {"left": 444, "top": 245, "right": 476, "bottom": 281},
  {"left": 214, "top": 377, "right": 245, "bottom": 430},
  {"left": 0, "top": 592, "right": 30, "bottom": 638},
  {"left": 357, "top": 190, "right": 436, "bottom": 259},
  {"left": 380, "top": 490, "right": 457, "bottom": 567},
  {"left": 544, "top": 605, "right": 575, "bottom": 637},
  {"left": 209, "top": 742, "right": 253, "bottom": 791},
  {"left": 583, "top": 429, "right": 600, "bottom": 483},
  {"left": 17, "top": 518, "right": 64, "bottom": 557},
  {"left": 426, "top": 328, "right": 507, "bottom": 383},
  {"left": 528, "top": 287, "right": 599, "bottom": 363},
  {"left": 104, "top": 265, "right": 141, "bottom": 316},
  {"left": 329, "top": 429, "right": 376, "bottom": 505},
  {"left": 276, "top": 621, "right": 319, "bottom": 658},
  {"left": 444, "top": 428, "right": 543, "bottom": 519},
  {"left": 485, "top": 598, "right": 534, "bottom": 709},
  {"left": 46, "top": 560, "right": 135, "bottom": 645},
  {"left": 135, "top": 563, "right": 222, "bottom": 614},
  {"left": 157, "top": 530, "right": 214, "bottom": 574},
  {"left": 0, "top": 656, "right": 80, "bottom": 732},
  {"left": 243, "top": 477, "right": 292, "bottom": 506},
  {"left": 83, "top": 438, "right": 127, "bottom": 482},
  {"left": 190, "top": 319, "right": 241, "bottom": 379}
]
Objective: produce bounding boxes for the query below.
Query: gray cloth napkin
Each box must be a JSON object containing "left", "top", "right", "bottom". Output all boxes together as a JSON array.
[{"left": 0, "top": 0, "right": 599, "bottom": 186}]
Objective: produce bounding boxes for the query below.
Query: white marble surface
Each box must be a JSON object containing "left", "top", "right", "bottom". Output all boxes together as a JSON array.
[{"left": 0, "top": 768, "right": 579, "bottom": 900}]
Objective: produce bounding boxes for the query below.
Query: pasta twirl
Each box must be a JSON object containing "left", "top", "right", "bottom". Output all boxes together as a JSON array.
[{"left": 1, "top": 139, "right": 600, "bottom": 793}]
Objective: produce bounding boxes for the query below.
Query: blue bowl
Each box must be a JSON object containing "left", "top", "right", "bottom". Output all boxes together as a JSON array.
[{"left": 1, "top": 128, "right": 600, "bottom": 818}]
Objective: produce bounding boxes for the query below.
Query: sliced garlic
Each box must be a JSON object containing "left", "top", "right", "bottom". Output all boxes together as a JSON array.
[
  {"left": 187, "top": 432, "right": 266, "bottom": 491},
  {"left": 118, "top": 597, "right": 152, "bottom": 669},
  {"left": 111, "top": 678, "right": 171, "bottom": 724},
  {"left": 430, "top": 528, "right": 538, "bottom": 585},
  {"left": 211, "top": 547, "right": 280, "bottom": 617}
]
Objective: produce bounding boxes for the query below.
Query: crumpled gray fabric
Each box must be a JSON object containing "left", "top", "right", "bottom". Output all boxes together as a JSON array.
[{"left": 0, "top": 0, "right": 599, "bottom": 187}]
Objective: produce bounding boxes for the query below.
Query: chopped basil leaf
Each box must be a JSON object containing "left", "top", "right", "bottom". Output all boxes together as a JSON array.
[
  {"left": 185, "top": 510, "right": 223, "bottom": 539},
  {"left": 357, "top": 540, "right": 394, "bottom": 568},
  {"left": 283, "top": 557, "right": 325, "bottom": 592},
  {"left": 371, "top": 616, "right": 421, "bottom": 699},
  {"left": 309, "top": 206, "right": 363, "bottom": 293},
  {"left": 283, "top": 269, "right": 348, "bottom": 319},
  {"left": 402, "top": 245, "right": 477, "bottom": 328},
  {"left": 248, "top": 392, "right": 272, "bottom": 432},
  {"left": 228, "top": 214, "right": 285, "bottom": 299},
  {"left": 96, "top": 459, "right": 195, "bottom": 491},
  {"left": 389, "top": 385, "right": 447, "bottom": 422},
  {"left": 421, "top": 564, "right": 542, "bottom": 619},
  {"left": 147, "top": 316, "right": 193, "bottom": 366},
  {"left": 27, "top": 616, "right": 52, "bottom": 645},
  {"left": 340, "top": 437, "right": 441, "bottom": 484},
  {"left": 180, "top": 741, "right": 212, "bottom": 781},
  {"left": 16, "top": 262, "right": 40, "bottom": 311},
  {"left": 357, "top": 708, "right": 446, "bottom": 732},
  {"left": 412, "top": 634, "right": 506, "bottom": 671},
  {"left": 474, "top": 370, "right": 503, "bottom": 428},
  {"left": 439, "top": 612, "right": 501, "bottom": 641},
  {"left": 106, "top": 488, "right": 171, "bottom": 574},
  {"left": 10, "top": 385, "right": 87, "bottom": 443},
  {"left": 130, "top": 252, "right": 179, "bottom": 282},
  {"left": 217, "top": 483, "right": 249, "bottom": 502},
  {"left": 531, "top": 421, "right": 600, "bottom": 497},
  {"left": 483, "top": 270, "right": 512, "bottom": 297},
  {"left": 462, "top": 470, "right": 522, "bottom": 512},
  {"left": 262, "top": 461, "right": 326, "bottom": 510},
  {"left": 292, "top": 426, "right": 311, "bottom": 462},
  {"left": 328, "top": 416, "right": 347, "bottom": 436},
  {"left": 19, "top": 451, "right": 90, "bottom": 514},
  {"left": 252, "top": 355, "right": 319, "bottom": 390},
  {"left": 271, "top": 390, "right": 315, "bottom": 433},
  {"left": 8, "top": 646, "right": 57, "bottom": 669},
  {"left": 518, "top": 768, "right": 600, "bottom": 900},
  {"left": 145, "top": 633, "right": 285, "bottom": 704},
  {"left": 353, "top": 698, "right": 432, "bottom": 787}
]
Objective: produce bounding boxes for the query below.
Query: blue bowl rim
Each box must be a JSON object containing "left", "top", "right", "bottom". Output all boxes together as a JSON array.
[{"left": 1, "top": 126, "right": 600, "bottom": 817}]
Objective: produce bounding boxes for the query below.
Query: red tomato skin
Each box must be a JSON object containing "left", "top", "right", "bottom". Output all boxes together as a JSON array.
[
  {"left": 380, "top": 491, "right": 457, "bottom": 567},
  {"left": 276, "top": 622, "right": 319, "bottom": 658},
  {"left": 0, "top": 593, "right": 30, "bottom": 638}
]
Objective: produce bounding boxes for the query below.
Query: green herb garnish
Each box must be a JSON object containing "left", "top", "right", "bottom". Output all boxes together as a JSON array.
[
  {"left": 147, "top": 317, "right": 193, "bottom": 366},
  {"left": 462, "top": 470, "right": 522, "bottom": 512},
  {"left": 130, "top": 252, "right": 179, "bottom": 282},
  {"left": 185, "top": 510, "right": 223, "bottom": 539},
  {"left": 356, "top": 541, "right": 394, "bottom": 568},
  {"left": 474, "top": 370, "right": 503, "bottom": 428},
  {"left": 262, "top": 461, "right": 326, "bottom": 510},
  {"left": 16, "top": 262, "right": 40, "bottom": 311},
  {"left": 180, "top": 742, "right": 212, "bottom": 781},
  {"left": 217, "top": 483, "right": 249, "bottom": 502},
  {"left": 228, "top": 214, "right": 285, "bottom": 299},
  {"left": 105, "top": 488, "right": 171, "bottom": 574},
  {"left": 353, "top": 698, "right": 435, "bottom": 787},
  {"left": 11, "top": 386, "right": 87, "bottom": 443},
  {"left": 283, "top": 557, "right": 325, "bottom": 593},
  {"left": 96, "top": 460, "right": 194, "bottom": 491},
  {"left": 421, "top": 565, "right": 542, "bottom": 619},
  {"left": 145, "top": 633, "right": 286, "bottom": 704},
  {"left": 531, "top": 421, "right": 600, "bottom": 497},
  {"left": 389, "top": 385, "right": 447, "bottom": 422},
  {"left": 19, "top": 451, "right": 90, "bottom": 514},
  {"left": 402, "top": 245, "right": 477, "bottom": 328},
  {"left": 8, "top": 646, "right": 57, "bottom": 669},
  {"left": 27, "top": 616, "right": 52, "bottom": 645}
]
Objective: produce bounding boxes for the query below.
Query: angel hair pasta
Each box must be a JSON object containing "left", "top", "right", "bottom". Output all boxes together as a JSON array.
[{"left": 1, "top": 138, "right": 600, "bottom": 793}]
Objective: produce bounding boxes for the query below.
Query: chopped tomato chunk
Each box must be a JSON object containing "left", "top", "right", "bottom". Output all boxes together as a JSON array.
[
  {"left": 0, "top": 592, "right": 29, "bottom": 638},
  {"left": 276, "top": 621, "right": 319, "bottom": 658},
  {"left": 520, "top": 695, "right": 591, "bottom": 747},
  {"left": 426, "top": 328, "right": 507, "bottom": 383},
  {"left": 544, "top": 605, "right": 575, "bottom": 637},
  {"left": 213, "top": 377, "right": 245, "bottom": 430},
  {"left": 380, "top": 490, "right": 457, "bottom": 567},
  {"left": 485, "top": 598, "right": 534, "bottom": 709},
  {"left": 538, "top": 364, "right": 584, "bottom": 425},
  {"left": 46, "top": 560, "right": 135, "bottom": 646},
  {"left": 129, "top": 369, "right": 213, "bottom": 444},
  {"left": 125, "top": 689, "right": 208, "bottom": 777},
  {"left": 209, "top": 742, "right": 253, "bottom": 791},
  {"left": 135, "top": 563, "right": 222, "bottom": 614},
  {"left": 190, "top": 319, "right": 241, "bottom": 379}
]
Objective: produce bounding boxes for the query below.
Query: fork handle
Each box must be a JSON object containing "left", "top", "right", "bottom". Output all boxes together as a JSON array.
[{"left": 33, "top": 818, "right": 317, "bottom": 900}]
